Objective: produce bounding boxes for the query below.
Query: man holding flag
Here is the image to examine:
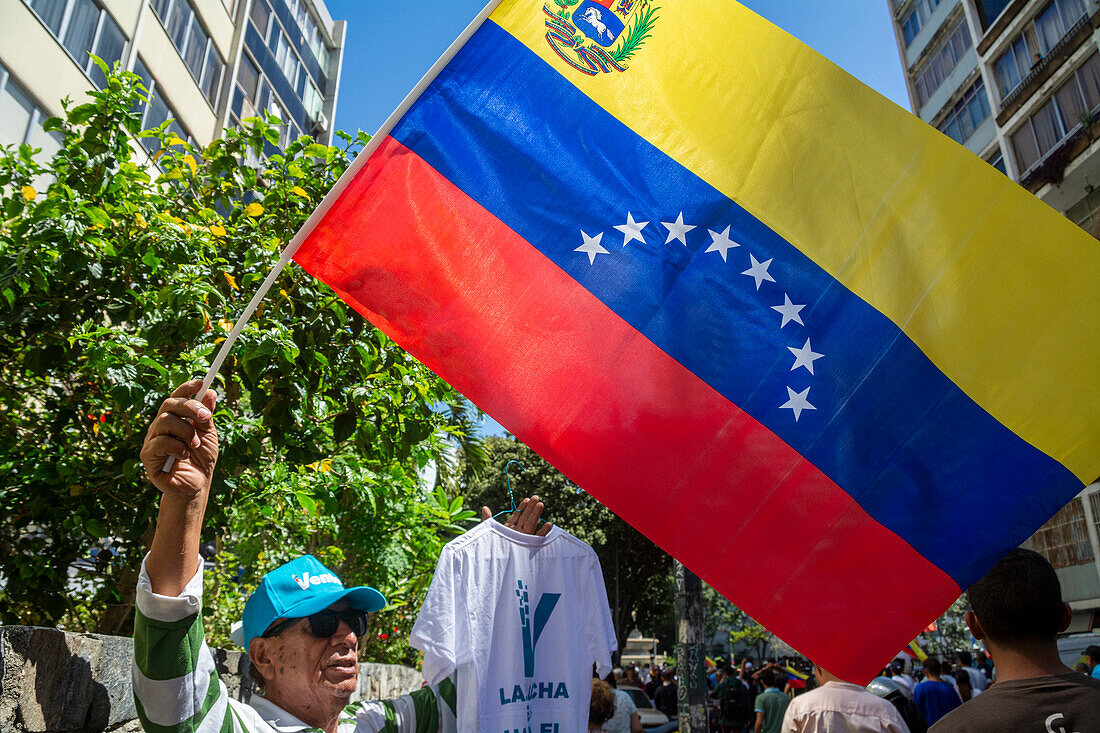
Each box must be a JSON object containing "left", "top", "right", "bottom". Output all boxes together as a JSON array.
[
  {"left": 159, "top": 0, "right": 1098, "bottom": 701},
  {"left": 134, "top": 380, "right": 549, "bottom": 733}
]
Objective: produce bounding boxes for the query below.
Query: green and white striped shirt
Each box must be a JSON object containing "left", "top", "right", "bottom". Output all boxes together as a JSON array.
[{"left": 133, "top": 557, "right": 457, "bottom": 733}]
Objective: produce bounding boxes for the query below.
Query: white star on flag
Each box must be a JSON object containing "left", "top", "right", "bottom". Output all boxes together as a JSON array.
[
  {"left": 742, "top": 254, "right": 776, "bottom": 290},
  {"left": 662, "top": 212, "right": 696, "bottom": 245},
  {"left": 575, "top": 231, "right": 609, "bottom": 265},
  {"left": 772, "top": 294, "right": 806, "bottom": 328},
  {"left": 614, "top": 212, "right": 649, "bottom": 247},
  {"left": 788, "top": 338, "right": 824, "bottom": 375},
  {"left": 780, "top": 386, "right": 816, "bottom": 421},
  {"left": 705, "top": 226, "right": 740, "bottom": 261}
]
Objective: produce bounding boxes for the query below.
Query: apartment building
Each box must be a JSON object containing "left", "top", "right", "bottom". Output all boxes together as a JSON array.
[
  {"left": 892, "top": 0, "right": 1100, "bottom": 636},
  {"left": 0, "top": 0, "right": 345, "bottom": 156}
]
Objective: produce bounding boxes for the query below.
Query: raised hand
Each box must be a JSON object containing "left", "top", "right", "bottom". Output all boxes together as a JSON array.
[
  {"left": 481, "top": 494, "right": 553, "bottom": 537},
  {"left": 140, "top": 379, "right": 219, "bottom": 498}
]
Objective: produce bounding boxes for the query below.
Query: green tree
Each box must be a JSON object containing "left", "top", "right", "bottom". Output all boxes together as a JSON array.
[
  {"left": 462, "top": 436, "right": 672, "bottom": 655},
  {"left": 0, "top": 60, "right": 481, "bottom": 661}
]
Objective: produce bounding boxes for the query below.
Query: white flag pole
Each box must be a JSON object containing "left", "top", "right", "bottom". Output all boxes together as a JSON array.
[{"left": 163, "top": 0, "right": 506, "bottom": 471}]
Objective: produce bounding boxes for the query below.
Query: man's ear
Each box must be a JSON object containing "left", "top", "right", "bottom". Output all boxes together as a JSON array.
[
  {"left": 249, "top": 636, "right": 277, "bottom": 684},
  {"left": 1058, "top": 601, "right": 1073, "bottom": 633},
  {"left": 965, "top": 610, "right": 985, "bottom": 640}
]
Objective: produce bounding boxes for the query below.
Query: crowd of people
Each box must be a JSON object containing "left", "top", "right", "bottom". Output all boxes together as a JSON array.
[{"left": 587, "top": 550, "right": 1100, "bottom": 731}]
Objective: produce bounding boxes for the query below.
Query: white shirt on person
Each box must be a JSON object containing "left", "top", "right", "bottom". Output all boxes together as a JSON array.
[
  {"left": 603, "top": 689, "right": 638, "bottom": 733},
  {"left": 782, "top": 680, "right": 908, "bottom": 733}
]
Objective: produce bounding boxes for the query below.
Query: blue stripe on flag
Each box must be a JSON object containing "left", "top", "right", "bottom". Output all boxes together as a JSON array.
[{"left": 389, "top": 21, "right": 1082, "bottom": 587}]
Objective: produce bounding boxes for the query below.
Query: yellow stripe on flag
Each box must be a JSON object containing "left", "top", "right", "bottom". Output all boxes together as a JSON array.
[{"left": 492, "top": 0, "right": 1100, "bottom": 483}]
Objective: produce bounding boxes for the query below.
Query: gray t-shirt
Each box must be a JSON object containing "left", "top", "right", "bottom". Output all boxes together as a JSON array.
[{"left": 930, "top": 673, "right": 1100, "bottom": 733}]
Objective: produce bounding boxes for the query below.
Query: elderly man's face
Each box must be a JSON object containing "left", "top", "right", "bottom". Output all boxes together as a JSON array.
[{"left": 252, "top": 601, "right": 363, "bottom": 713}]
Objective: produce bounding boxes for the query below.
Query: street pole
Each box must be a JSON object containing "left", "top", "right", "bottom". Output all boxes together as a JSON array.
[{"left": 674, "top": 560, "right": 707, "bottom": 732}]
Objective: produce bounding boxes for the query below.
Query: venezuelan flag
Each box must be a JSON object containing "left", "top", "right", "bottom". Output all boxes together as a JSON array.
[{"left": 292, "top": 0, "right": 1100, "bottom": 682}]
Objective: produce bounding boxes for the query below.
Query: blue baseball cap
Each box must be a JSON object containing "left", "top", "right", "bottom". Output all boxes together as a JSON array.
[{"left": 234, "top": 555, "right": 386, "bottom": 650}]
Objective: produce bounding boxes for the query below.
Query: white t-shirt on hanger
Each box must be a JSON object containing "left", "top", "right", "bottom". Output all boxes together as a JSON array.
[{"left": 411, "top": 519, "right": 617, "bottom": 732}]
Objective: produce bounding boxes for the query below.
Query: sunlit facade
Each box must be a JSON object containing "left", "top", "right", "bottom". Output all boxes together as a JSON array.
[
  {"left": 1, "top": 0, "right": 345, "bottom": 153},
  {"left": 891, "top": 0, "right": 1100, "bottom": 636}
]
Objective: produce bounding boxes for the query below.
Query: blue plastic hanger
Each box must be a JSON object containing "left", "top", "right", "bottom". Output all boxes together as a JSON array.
[{"left": 492, "top": 460, "right": 525, "bottom": 521}]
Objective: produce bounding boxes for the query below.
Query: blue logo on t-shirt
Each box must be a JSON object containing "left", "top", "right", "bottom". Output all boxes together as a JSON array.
[{"left": 517, "top": 580, "right": 560, "bottom": 677}]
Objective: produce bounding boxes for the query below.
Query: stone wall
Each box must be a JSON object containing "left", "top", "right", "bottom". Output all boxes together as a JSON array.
[{"left": 0, "top": 626, "right": 424, "bottom": 732}]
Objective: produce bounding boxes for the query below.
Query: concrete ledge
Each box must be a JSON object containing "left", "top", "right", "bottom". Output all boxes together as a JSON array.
[{"left": 0, "top": 626, "right": 423, "bottom": 732}]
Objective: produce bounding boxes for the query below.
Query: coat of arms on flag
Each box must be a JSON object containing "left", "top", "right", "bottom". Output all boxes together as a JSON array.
[{"left": 543, "top": 0, "right": 659, "bottom": 75}]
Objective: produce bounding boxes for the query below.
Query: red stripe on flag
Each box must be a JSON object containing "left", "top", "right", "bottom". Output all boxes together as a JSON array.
[{"left": 293, "top": 137, "right": 962, "bottom": 683}]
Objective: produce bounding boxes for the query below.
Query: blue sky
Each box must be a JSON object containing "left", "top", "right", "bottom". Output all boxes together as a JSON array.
[
  {"left": 324, "top": 1, "right": 912, "bottom": 135},
  {"left": 320, "top": 1, "right": 912, "bottom": 436}
]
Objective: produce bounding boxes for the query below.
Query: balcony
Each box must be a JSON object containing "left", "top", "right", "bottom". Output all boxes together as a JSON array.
[
  {"left": 1019, "top": 113, "right": 1100, "bottom": 192},
  {"left": 996, "top": 12, "right": 1097, "bottom": 126}
]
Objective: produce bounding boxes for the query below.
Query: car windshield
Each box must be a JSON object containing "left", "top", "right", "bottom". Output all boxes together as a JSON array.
[{"left": 624, "top": 689, "right": 654, "bottom": 709}]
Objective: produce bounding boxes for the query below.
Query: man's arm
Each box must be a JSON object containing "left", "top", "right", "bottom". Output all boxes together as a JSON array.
[
  {"left": 754, "top": 710, "right": 764, "bottom": 733},
  {"left": 140, "top": 379, "right": 219, "bottom": 595},
  {"left": 132, "top": 381, "right": 234, "bottom": 733}
]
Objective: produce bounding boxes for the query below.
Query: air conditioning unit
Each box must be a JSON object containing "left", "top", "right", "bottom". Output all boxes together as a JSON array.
[{"left": 310, "top": 111, "right": 328, "bottom": 134}]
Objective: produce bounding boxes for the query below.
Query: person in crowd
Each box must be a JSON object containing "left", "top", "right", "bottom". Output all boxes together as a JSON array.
[
  {"left": 1086, "top": 645, "right": 1100, "bottom": 680},
  {"left": 889, "top": 660, "right": 915, "bottom": 699},
  {"left": 953, "top": 652, "right": 985, "bottom": 697},
  {"left": 931, "top": 548, "right": 1100, "bottom": 732},
  {"left": 641, "top": 663, "right": 652, "bottom": 686},
  {"left": 134, "top": 381, "right": 551, "bottom": 733},
  {"left": 1073, "top": 662, "right": 1090, "bottom": 675},
  {"left": 623, "top": 665, "right": 643, "bottom": 688},
  {"left": 645, "top": 665, "right": 662, "bottom": 699},
  {"left": 602, "top": 673, "right": 644, "bottom": 733},
  {"left": 753, "top": 668, "right": 790, "bottom": 733},
  {"left": 654, "top": 668, "right": 679, "bottom": 720},
  {"left": 590, "top": 679, "right": 617, "bottom": 733},
  {"left": 742, "top": 662, "right": 761, "bottom": 699},
  {"left": 912, "top": 658, "right": 961, "bottom": 726},
  {"left": 781, "top": 663, "right": 908, "bottom": 733},
  {"left": 867, "top": 676, "right": 926, "bottom": 733},
  {"left": 948, "top": 666, "right": 972, "bottom": 703},
  {"left": 711, "top": 661, "right": 752, "bottom": 732}
]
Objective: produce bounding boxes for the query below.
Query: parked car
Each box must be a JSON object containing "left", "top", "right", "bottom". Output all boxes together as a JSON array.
[{"left": 618, "top": 685, "right": 677, "bottom": 731}]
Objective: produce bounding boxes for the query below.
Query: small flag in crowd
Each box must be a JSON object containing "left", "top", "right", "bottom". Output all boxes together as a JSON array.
[{"left": 292, "top": 0, "right": 1100, "bottom": 682}]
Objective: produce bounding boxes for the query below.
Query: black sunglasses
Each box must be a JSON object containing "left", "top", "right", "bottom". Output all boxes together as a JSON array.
[{"left": 262, "top": 608, "right": 370, "bottom": 639}]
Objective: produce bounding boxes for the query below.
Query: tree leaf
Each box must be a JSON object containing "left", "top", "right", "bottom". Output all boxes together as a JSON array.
[
  {"left": 82, "top": 205, "right": 111, "bottom": 228},
  {"left": 68, "top": 103, "right": 98, "bottom": 125}
]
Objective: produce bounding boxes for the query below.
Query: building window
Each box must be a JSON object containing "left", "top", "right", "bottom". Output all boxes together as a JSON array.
[
  {"left": 1011, "top": 52, "right": 1100, "bottom": 172},
  {"left": 24, "top": 0, "right": 127, "bottom": 88},
  {"left": 915, "top": 18, "right": 972, "bottom": 107},
  {"left": 976, "top": 0, "right": 1014, "bottom": 29},
  {"left": 902, "top": 0, "right": 943, "bottom": 47},
  {"left": 937, "top": 79, "right": 991, "bottom": 144},
  {"left": 149, "top": 0, "right": 225, "bottom": 109},
  {"left": 985, "top": 149, "right": 1006, "bottom": 174},
  {"left": 0, "top": 64, "right": 63, "bottom": 157},
  {"left": 1066, "top": 186, "right": 1100, "bottom": 229},
  {"left": 1090, "top": 492, "right": 1100, "bottom": 542},
  {"left": 993, "top": 0, "right": 1088, "bottom": 98},
  {"left": 246, "top": 0, "right": 328, "bottom": 137},
  {"left": 132, "top": 58, "right": 191, "bottom": 154},
  {"left": 1022, "top": 498, "right": 1095, "bottom": 568}
]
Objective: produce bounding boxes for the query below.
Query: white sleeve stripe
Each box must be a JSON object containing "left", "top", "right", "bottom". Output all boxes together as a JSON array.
[
  {"left": 135, "top": 553, "right": 205, "bottom": 622},
  {"left": 196, "top": 688, "right": 231, "bottom": 733},
  {"left": 131, "top": 640, "right": 219, "bottom": 726}
]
